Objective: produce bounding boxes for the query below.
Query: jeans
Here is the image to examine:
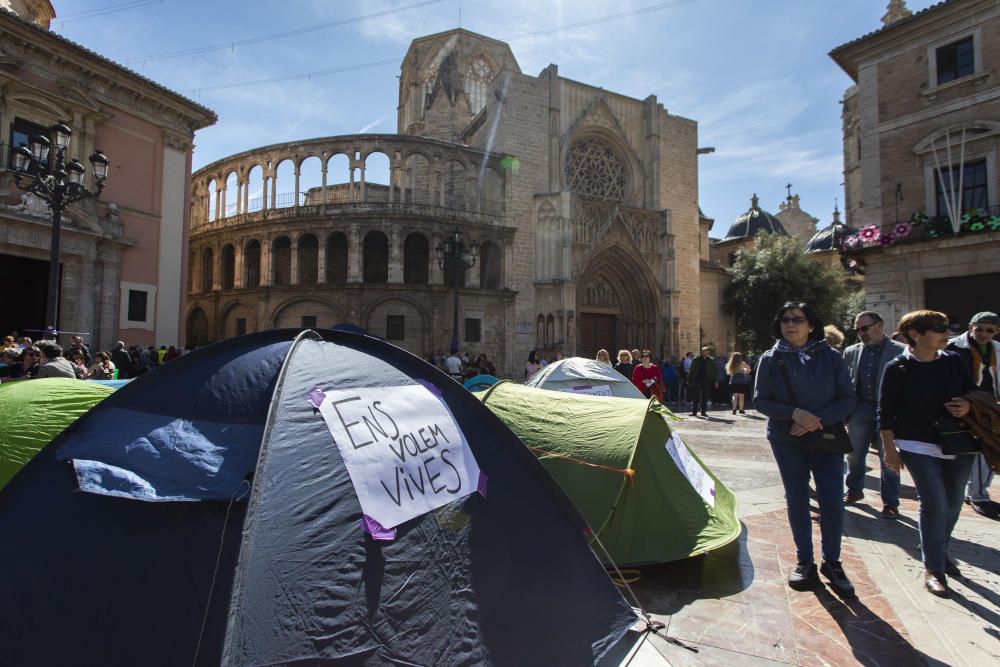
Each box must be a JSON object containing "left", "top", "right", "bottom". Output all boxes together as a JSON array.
[
  {"left": 690, "top": 383, "right": 710, "bottom": 414},
  {"left": 845, "top": 411, "right": 900, "bottom": 507},
  {"left": 770, "top": 438, "right": 845, "bottom": 563},
  {"left": 966, "top": 453, "right": 995, "bottom": 502},
  {"left": 899, "top": 451, "right": 975, "bottom": 573}
]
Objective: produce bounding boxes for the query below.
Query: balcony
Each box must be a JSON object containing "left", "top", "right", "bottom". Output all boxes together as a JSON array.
[{"left": 840, "top": 205, "right": 1000, "bottom": 253}]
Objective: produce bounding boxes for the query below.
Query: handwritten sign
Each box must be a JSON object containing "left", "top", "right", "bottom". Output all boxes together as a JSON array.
[
  {"left": 316, "top": 384, "right": 481, "bottom": 528},
  {"left": 557, "top": 384, "right": 613, "bottom": 397},
  {"left": 664, "top": 431, "right": 716, "bottom": 507}
]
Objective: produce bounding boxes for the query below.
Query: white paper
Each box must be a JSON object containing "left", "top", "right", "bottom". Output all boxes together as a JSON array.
[
  {"left": 664, "top": 431, "right": 716, "bottom": 507},
  {"left": 317, "top": 384, "right": 481, "bottom": 528},
  {"left": 558, "top": 384, "right": 613, "bottom": 397}
]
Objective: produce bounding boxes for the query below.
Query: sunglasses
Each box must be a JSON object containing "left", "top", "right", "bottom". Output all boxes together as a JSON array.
[
  {"left": 856, "top": 321, "right": 881, "bottom": 333},
  {"left": 916, "top": 323, "right": 950, "bottom": 334},
  {"left": 780, "top": 316, "right": 807, "bottom": 325}
]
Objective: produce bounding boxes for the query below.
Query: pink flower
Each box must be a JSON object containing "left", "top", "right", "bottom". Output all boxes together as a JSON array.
[
  {"left": 879, "top": 232, "right": 896, "bottom": 247},
  {"left": 893, "top": 222, "right": 912, "bottom": 237},
  {"left": 859, "top": 225, "right": 880, "bottom": 241},
  {"left": 843, "top": 234, "right": 860, "bottom": 248}
]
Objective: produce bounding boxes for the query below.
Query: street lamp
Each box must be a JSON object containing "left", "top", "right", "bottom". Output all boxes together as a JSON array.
[
  {"left": 11, "top": 121, "right": 109, "bottom": 331},
  {"left": 435, "top": 229, "right": 479, "bottom": 351}
]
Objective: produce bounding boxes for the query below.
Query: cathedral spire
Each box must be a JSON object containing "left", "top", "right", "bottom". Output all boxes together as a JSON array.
[{"left": 882, "top": 0, "right": 912, "bottom": 27}]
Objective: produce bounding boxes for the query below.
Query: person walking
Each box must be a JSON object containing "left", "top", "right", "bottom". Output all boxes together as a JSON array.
[
  {"left": 661, "top": 357, "right": 680, "bottom": 403},
  {"left": 595, "top": 349, "right": 612, "bottom": 366},
  {"left": 631, "top": 350, "right": 665, "bottom": 402},
  {"left": 524, "top": 350, "right": 540, "bottom": 379},
  {"left": 687, "top": 347, "right": 718, "bottom": 418},
  {"left": 726, "top": 352, "right": 752, "bottom": 414},
  {"left": 880, "top": 310, "right": 979, "bottom": 596},
  {"left": 753, "top": 302, "right": 857, "bottom": 598},
  {"left": 843, "top": 311, "right": 906, "bottom": 518},
  {"left": 446, "top": 348, "right": 465, "bottom": 382},
  {"left": 947, "top": 311, "right": 1000, "bottom": 520}
]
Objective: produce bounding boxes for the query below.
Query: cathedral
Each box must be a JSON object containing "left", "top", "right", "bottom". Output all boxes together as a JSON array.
[{"left": 186, "top": 29, "right": 731, "bottom": 375}]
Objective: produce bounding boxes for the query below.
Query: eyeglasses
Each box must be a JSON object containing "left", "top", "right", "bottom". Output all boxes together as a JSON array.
[
  {"left": 916, "top": 323, "right": 950, "bottom": 334},
  {"left": 780, "top": 316, "right": 807, "bottom": 325},
  {"left": 856, "top": 321, "right": 881, "bottom": 333}
]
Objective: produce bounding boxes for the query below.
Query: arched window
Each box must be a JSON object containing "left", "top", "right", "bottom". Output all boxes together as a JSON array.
[
  {"left": 272, "top": 237, "right": 291, "bottom": 286},
  {"left": 274, "top": 159, "right": 295, "bottom": 209},
  {"left": 246, "top": 165, "right": 265, "bottom": 212},
  {"left": 224, "top": 171, "right": 238, "bottom": 217},
  {"left": 326, "top": 233, "right": 348, "bottom": 284},
  {"left": 297, "top": 234, "right": 318, "bottom": 285},
  {"left": 186, "top": 307, "right": 209, "bottom": 349},
  {"left": 564, "top": 138, "right": 627, "bottom": 202},
  {"left": 406, "top": 153, "right": 432, "bottom": 204},
  {"left": 479, "top": 241, "right": 502, "bottom": 289},
  {"left": 221, "top": 244, "right": 235, "bottom": 289},
  {"left": 403, "top": 233, "right": 429, "bottom": 285},
  {"left": 207, "top": 179, "right": 217, "bottom": 223},
  {"left": 480, "top": 167, "right": 504, "bottom": 215},
  {"left": 244, "top": 240, "right": 261, "bottom": 288},
  {"left": 464, "top": 57, "right": 494, "bottom": 115},
  {"left": 363, "top": 231, "right": 388, "bottom": 283},
  {"left": 201, "top": 248, "right": 213, "bottom": 292}
]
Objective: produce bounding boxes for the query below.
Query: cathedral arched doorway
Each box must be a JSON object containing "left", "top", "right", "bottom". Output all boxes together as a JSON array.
[{"left": 576, "top": 245, "right": 658, "bottom": 357}]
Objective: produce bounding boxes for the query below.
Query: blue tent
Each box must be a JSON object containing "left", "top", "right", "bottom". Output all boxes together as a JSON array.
[{"left": 0, "top": 329, "right": 635, "bottom": 666}]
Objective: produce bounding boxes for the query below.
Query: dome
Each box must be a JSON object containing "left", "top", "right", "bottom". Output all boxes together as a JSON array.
[
  {"left": 805, "top": 209, "right": 856, "bottom": 253},
  {"left": 722, "top": 194, "right": 789, "bottom": 241}
]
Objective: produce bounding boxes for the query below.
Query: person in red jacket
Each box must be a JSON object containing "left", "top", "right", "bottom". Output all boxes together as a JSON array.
[{"left": 632, "top": 350, "right": 665, "bottom": 402}]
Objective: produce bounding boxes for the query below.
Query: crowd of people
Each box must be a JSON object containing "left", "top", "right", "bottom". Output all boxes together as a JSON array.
[
  {"left": 540, "top": 304, "right": 999, "bottom": 601},
  {"left": 0, "top": 334, "right": 187, "bottom": 381},
  {"left": 426, "top": 348, "right": 502, "bottom": 383}
]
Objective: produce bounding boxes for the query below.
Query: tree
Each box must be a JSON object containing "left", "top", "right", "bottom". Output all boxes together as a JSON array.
[{"left": 723, "top": 234, "right": 846, "bottom": 353}]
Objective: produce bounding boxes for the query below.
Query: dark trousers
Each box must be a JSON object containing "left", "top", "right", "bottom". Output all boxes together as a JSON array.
[
  {"left": 770, "top": 439, "right": 845, "bottom": 563},
  {"left": 690, "top": 383, "right": 710, "bottom": 414},
  {"left": 900, "top": 451, "right": 975, "bottom": 573}
]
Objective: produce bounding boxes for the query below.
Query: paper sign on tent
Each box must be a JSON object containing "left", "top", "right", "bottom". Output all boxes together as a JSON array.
[
  {"left": 316, "top": 384, "right": 481, "bottom": 529},
  {"left": 664, "top": 431, "right": 716, "bottom": 507},
  {"left": 558, "top": 384, "right": 613, "bottom": 397}
]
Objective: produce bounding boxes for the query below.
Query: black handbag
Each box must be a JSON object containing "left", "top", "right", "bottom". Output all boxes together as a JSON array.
[
  {"left": 775, "top": 358, "right": 852, "bottom": 455},
  {"left": 898, "top": 360, "right": 981, "bottom": 455}
]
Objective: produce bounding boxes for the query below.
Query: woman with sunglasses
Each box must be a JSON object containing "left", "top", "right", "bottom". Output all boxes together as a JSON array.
[
  {"left": 753, "top": 302, "right": 857, "bottom": 597},
  {"left": 879, "top": 310, "right": 978, "bottom": 597}
]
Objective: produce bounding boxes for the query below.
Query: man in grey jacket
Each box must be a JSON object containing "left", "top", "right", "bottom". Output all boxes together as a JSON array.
[
  {"left": 33, "top": 343, "right": 77, "bottom": 379},
  {"left": 843, "top": 311, "right": 906, "bottom": 517}
]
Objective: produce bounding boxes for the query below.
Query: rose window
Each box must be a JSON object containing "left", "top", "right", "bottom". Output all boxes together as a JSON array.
[{"left": 564, "top": 139, "right": 626, "bottom": 202}]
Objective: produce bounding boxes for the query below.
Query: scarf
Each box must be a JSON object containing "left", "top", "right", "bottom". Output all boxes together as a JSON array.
[
  {"left": 967, "top": 333, "right": 997, "bottom": 389},
  {"left": 775, "top": 338, "right": 824, "bottom": 365}
]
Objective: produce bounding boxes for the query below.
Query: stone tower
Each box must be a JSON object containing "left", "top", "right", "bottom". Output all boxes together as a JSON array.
[
  {"left": 0, "top": 0, "right": 55, "bottom": 29},
  {"left": 775, "top": 192, "right": 819, "bottom": 246}
]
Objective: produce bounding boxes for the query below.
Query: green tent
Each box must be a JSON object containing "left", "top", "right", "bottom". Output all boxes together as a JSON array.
[
  {"left": 479, "top": 381, "right": 740, "bottom": 566},
  {"left": 0, "top": 378, "right": 114, "bottom": 490}
]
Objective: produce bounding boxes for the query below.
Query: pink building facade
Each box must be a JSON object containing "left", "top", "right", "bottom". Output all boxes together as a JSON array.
[{"left": 0, "top": 1, "right": 216, "bottom": 351}]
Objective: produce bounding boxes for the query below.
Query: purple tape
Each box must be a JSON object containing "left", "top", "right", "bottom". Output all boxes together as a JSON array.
[
  {"left": 306, "top": 386, "right": 326, "bottom": 409},
  {"left": 415, "top": 378, "right": 442, "bottom": 396},
  {"left": 361, "top": 514, "right": 396, "bottom": 541},
  {"left": 477, "top": 471, "right": 488, "bottom": 498}
]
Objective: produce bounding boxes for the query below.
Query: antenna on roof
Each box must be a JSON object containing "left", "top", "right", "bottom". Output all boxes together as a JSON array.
[{"left": 459, "top": 4, "right": 462, "bottom": 28}]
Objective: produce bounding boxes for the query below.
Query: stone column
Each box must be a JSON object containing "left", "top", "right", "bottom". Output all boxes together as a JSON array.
[
  {"left": 347, "top": 224, "right": 362, "bottom": 283},
  {"left": 388, "top": 227, "right": 403, "bottom": 283},
  {"left": 359, "top": 167, "right": 367, "bottom": 203},
  {"left": 262, "top": 176, "right": 269, "bottom": 210},
  {"left": 321, "top": 166, "right": 328, "bottom": 206},
  {"left": 294, "top": 166, "right": 301, "bottom": 207},
  {"left": 269, "top": 174, "right": 277, "bottom": 210},
  {"left": 213, "top": 242, "right": 222, "bottom": 290},
  {"left": 261, "top": 237, "right": 272, "bottom": 286},
  {"left": 317, "top": 240, "right": 327, "bottom": 284},
  {"left": 290, "top": 236, "right": 299, "bottom": 286},
  {"left": 234, "top": 240, "right": 244, "bottom": 289},
  {"left": 430, "top": 231, "right": 444, "bottom": 285}
]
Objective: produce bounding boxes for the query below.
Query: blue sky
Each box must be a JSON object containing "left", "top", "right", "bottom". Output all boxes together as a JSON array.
[{"left": 53, "top": 0, "right": 938, "bottom": 237}]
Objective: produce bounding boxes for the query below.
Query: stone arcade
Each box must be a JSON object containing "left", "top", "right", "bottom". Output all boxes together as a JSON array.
[{"left": 187, "top": 29, "right": 708, "bottom": 376}]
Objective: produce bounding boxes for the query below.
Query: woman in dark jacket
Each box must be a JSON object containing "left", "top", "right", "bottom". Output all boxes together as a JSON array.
[
  {"left": 879, "top": 310, "right": 977, "bottom": 597},
  {"left": 753, "top": 302, "right": 857, "bottom": 597}
]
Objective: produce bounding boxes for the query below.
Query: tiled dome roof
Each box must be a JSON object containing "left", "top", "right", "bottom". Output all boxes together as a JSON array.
[
  {"left": 805, "top": 209, "right": 856, "bottom": 253},
  {"left": 722, "top": 194, "right": 790, "bottom": 241}
]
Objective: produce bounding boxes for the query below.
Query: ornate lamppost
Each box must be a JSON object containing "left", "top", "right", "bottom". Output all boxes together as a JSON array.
[
  {"left": 11, "top": 122, "right": 110, "bottom": 331},
  {"left": 435, "top": 229, "right": 478, "bottom": 351}
]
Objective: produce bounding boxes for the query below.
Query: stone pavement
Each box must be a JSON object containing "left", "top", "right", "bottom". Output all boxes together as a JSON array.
[{"left": 612, "top": 406, "right": 1000, "bottom": 666}]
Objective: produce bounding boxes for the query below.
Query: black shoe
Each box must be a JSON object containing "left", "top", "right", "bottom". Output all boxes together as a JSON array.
[
  {"left": 788, "top": 561, "right": 819, "bottom": 590},
  {"left": 969, "top": 500, "right": 1000, "bottom": 519},
  {"left": 945, "top": 557, "right": 961, "bottom": 578},
  {"left": 925, "top": 571, "right": 949, "bottom": 597},
  {"left": 732, "top": 409, "right": 737, "bottom": 415},
  {"left": 881, "top": 505, "right": 899, "bottom": 520},
  {"left": 820, "top": 561, "right": 856, "bottom": 599},
  {"left": 690, "top": 412, "right": 698, "bottom": 417},
  {"left": 700, "top": 412, "right": 708, "bottom": 418},
  {"left": 739, "top": 410, "right": 747, "bottom": 414}
]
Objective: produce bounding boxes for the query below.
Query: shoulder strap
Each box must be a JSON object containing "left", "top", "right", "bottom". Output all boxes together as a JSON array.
[{"left": 775, "top": 357, "right": 800, "bottom": 408}]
